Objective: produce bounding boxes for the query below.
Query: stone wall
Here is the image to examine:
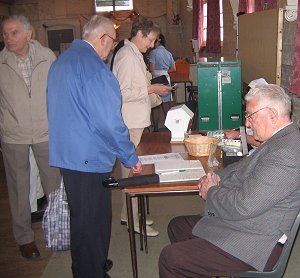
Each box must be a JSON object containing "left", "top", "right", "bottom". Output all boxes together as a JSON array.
[{"left": 282, "top": 19, "right": 297, "bottom": 91}]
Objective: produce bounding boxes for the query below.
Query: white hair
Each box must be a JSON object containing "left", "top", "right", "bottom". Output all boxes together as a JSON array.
[
  {"left": 1, "top": 15, "right": 31, "bottom": 33},
  {"left": 245, "top": 84, "right": 291, "bottom": 117},
  {"left": 82, "top": 15, "right": 114, "bottom": 39}
]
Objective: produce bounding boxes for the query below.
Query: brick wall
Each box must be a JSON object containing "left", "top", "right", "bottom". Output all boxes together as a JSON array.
[{"left": 0, "top": 0, "right": 298, "bottom": 90}]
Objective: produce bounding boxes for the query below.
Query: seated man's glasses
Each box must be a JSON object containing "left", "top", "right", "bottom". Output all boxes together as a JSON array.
[{"left": 244, "top": 107, "right": 269, "bottom": 121}]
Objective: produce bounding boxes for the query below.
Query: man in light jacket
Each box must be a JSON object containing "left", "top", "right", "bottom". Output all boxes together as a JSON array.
[{"left": 0, "top": 15, "right": 61, "bottom": 259}]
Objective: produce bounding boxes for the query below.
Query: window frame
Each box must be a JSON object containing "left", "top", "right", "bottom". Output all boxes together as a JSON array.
[{"left": 95, "top": 0, "right": 133, "bottom": 12}]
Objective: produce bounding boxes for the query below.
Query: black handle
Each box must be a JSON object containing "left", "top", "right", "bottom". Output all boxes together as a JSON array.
[{"left": 102, "top": 174, "right": 160, "bottom": 189}]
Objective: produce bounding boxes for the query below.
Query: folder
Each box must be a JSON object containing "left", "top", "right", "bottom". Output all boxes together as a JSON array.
[
  {"left": 155, "top": 160, "right": 206, "bottom": 183},
  {"left": 150, "top": 75, "right": 169, "bottom": 85}
]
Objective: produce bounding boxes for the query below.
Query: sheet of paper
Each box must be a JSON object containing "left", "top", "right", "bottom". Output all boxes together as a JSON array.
[{"left": 138, "top": 153, "right": 184, "bottom": 165}]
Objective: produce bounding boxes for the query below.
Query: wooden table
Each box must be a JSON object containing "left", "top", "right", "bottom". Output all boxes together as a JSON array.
[
  {"left": 170, "top": 72, "right": 193, "bottom": 102},
  {"left": 124, "top": 131, "right": 220, "bottom": 278}
]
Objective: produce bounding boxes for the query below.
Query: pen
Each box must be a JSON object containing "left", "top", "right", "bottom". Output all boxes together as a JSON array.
[{"left": 159, "top": 170, "right": 187, "bottom": 175}]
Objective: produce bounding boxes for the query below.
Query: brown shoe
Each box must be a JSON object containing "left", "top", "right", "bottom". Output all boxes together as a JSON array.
[{"left": 19, "top": 242, "right": 40, "bottom": 259}]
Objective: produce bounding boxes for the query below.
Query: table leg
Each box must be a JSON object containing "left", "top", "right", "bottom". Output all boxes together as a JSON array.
[
  {"left": 126, "top": 193, "right": 138, "bottom": 278},
  {"left": 138, "top": 196, "right": 144, "bottom": 251},
  {"left": 140, "top": 195, "right": 148, "bottom": 253},
  {"left": 138, "top": 195, "right": 148, "bottom": 254}
]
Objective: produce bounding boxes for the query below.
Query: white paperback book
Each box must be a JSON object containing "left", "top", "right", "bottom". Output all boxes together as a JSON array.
[{"left": 155, "top": 160, "right": 206, "bottom": 183}]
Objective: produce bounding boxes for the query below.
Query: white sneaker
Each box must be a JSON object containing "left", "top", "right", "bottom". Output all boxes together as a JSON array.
[
  {"left": 121, "top": 217, "right": 154, "bottom": 226},
  {"left": 134, "top": 225, "right": 159, "bottom": 237},
  {"left": 145, "top": 217, "right": 154, "bottom": 226}
]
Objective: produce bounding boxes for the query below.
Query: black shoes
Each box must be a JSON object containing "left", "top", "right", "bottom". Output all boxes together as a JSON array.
[
  {"left": 31, "top": 195, "right": 47, "bottom": 223},
  {"left": 105, "top": 259, "right": 113, "bottom": 272},
  {"left": 31, "top": 210, "right": 45, "bottom": 223},
  {"left": 37, "top": 195, "right": 47, "bottom": 211}
]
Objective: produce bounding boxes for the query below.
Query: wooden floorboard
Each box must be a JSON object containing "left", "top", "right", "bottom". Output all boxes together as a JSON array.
[{"left": 0, "top": 153, "right": 52, "bottom": 278}]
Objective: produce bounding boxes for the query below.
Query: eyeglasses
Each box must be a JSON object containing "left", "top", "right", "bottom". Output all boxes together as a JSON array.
[
  {"left": 244, "top": 107, "right": 269, "bottom": 120},
  {"left": 100, "top": 34, "right": 118, "bottom": 49}
]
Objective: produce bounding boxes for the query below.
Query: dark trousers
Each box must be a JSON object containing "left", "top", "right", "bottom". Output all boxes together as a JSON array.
[
  {"left": 61, "top": 169, "right": 112, "bottom": 278},
  {"left": 159, "top": 215, "right": 283, "bottom": 278}
]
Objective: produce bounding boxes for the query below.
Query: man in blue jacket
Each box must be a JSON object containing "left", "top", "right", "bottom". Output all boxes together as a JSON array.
[{"left": 47, "top": 15, "right": 142, "bottom": 278}]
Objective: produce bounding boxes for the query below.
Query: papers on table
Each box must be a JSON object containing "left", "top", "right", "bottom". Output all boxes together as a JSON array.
[
  {"left": 155, "top": 160, "right": 206, "bottom": 183},
  {"left": 138, "top": 153, "right": 184, "bottom": 165}
]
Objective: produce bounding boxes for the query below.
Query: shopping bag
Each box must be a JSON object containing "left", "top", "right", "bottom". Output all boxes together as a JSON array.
[{"left": 42, "top": 179, "right": 70, "bottom": 251}]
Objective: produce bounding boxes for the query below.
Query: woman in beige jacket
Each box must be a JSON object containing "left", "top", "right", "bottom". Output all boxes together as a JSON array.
[{"left": 113, "top": 17, "right": 171, "bottom": 236}]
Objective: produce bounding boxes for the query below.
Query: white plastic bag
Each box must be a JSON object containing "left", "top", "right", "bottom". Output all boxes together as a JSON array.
[{"left": 42, "top": 179, "right": 70, "bottom": 251}]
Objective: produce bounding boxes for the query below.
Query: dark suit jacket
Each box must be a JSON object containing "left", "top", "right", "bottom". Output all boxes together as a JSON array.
[{"left": 193, "top": 123, "right": 300, "bottom": 271}]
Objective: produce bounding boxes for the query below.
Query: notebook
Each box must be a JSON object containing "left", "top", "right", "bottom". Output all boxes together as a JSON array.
[{"left": 155, "top": 160, "right": 206, "bottom": 183}]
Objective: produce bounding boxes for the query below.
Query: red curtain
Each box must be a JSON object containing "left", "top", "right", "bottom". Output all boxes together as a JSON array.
[
  {"left": 239, "top": 0, "right": 252, "bottom": 13},
  {"left": 254, "top": 0, "right": 277, "bottom": 12},
  {"left": 289, "top": 0, "right": 300, "bottom": 97},
  {"left": 206, "top": 0, "right": 221, "bottom": 53},
  {"left": 193, "top": 0, "right": 205, "bottom": 48},
  {"left": 192, "top": 0, "right": 199, "bottom": 39}
]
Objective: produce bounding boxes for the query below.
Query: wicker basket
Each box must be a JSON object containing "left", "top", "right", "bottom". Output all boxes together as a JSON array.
[{"left": 184, "top": 136, "right": 220, "bottom": 157}]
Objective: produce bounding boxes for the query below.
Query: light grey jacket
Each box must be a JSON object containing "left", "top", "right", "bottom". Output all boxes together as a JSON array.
[
  {"left": 0, "top": 40, "right": 56, "bottom": 144},
  {"left": 193, "top": 123, "right": 300, "bottom": 271}
]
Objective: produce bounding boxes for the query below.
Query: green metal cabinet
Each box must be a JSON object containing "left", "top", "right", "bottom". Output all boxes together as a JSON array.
[{"left": 197, "top": 58, "right": 242, "bottom": 131}]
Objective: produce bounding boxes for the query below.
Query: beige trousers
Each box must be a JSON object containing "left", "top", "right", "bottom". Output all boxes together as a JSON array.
[
  {"left": 120, "top": 128, "right": 144, "bottom": 226},
  {"left": 1, "top": 141, "right": 61, "bottom": 245}
]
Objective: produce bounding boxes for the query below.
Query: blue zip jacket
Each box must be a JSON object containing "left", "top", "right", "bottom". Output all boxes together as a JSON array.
[{"left": 47, "top": 40, "right": 138, "bottom": 173}]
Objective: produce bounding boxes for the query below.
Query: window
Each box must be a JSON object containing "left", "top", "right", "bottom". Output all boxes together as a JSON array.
[
  {"left": 95, "top": 0, "right": 133, "bottom": 12},
  {"left": 202, "top": 0, "right": 223, "bottom": 46}
]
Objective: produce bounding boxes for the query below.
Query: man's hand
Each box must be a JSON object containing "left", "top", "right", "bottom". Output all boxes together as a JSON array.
[
  {"left": 131, "top": 161, "right": 142, "bottom": 174},
  {"left": 224, "top": 129, "right": 240, "bottom": 140},
  {"left": 148, "top": 84, "right": 172, "bottom": 96},
  {"left": 198, "top": 172, "right": 220, "bottom": 200}
]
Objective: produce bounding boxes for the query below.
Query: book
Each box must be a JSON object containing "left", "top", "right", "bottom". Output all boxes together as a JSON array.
[{"left": 155, "top": 160, "right": 206, "bottom": 183}]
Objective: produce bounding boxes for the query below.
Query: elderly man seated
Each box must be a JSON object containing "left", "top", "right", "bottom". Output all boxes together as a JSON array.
[{"left": 159, "top": 84, "right": 300, "bottom": 278}]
